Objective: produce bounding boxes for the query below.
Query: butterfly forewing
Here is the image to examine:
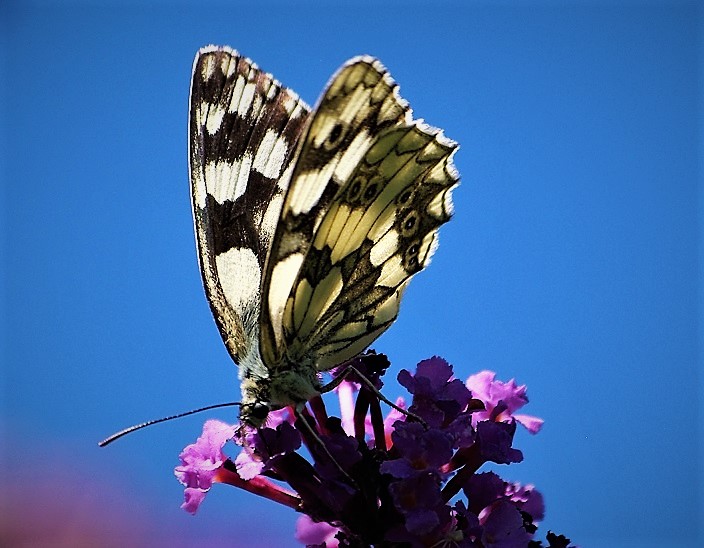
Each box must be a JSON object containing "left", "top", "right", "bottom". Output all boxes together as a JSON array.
[
  {"left": 259, "top": 57, "right": 413, "bottom": 366},
  {"left": 189, "top": 46, "right": 310, "bottom": 364}
]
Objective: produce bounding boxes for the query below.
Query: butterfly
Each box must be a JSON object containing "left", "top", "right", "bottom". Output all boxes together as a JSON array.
[{"left": 189, "top": 45, "right": 459, "bottom": 428}]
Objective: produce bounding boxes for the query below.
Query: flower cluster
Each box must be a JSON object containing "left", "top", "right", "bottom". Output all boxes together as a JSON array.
[{"left": 175, "top": 354, "right": 574, "bottom": 547}]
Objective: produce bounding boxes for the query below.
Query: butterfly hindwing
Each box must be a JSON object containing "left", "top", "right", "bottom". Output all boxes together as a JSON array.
[
  {"left": 189, "top": 46, "right": 310, "bottom": 365},
  {"left": 259, "top": 57, "right": 413, "bottom": 366}
]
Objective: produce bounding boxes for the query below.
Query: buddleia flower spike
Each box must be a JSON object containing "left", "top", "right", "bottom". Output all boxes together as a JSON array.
[{"left": 176, "top": 353, "right": 574, "bottom": 546}]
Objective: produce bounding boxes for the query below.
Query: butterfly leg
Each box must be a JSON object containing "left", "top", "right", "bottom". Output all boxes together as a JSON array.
[
  {"left": 321, "top": 365, "right": 428, "bottom": 428},
  {"left": 293, "top": 405, "right": 358, "bottom": 487}
]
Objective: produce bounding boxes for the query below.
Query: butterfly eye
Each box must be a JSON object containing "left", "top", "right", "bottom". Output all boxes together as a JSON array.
[{"left": 251, "top": 403, "right": 270, "bottom": 423}]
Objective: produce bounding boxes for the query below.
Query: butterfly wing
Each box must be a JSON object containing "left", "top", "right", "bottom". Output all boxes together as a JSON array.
[
  {"left": 189, "top": 46, "right": 310, "bottom": 367},
  {"left": 290, "top": 123, "right": 457, "bottom": 370},
  {"left": 259, "top": 57, "right": 458, "bottom": 370}
]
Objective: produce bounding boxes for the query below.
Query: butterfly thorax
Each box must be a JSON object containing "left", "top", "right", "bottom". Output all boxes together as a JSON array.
[{"left": 239, "top": 338, "right": 321, "bottom": 427}]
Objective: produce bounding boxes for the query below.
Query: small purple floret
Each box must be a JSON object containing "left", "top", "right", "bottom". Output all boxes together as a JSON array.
[
  {"left": 481, "top": 499, "right": 533, "bottom": 547},
  {"left": 381, "top": 421, "right": 452, "bottom": 478},
  {"left": 295, "top": 515, "right": 341, "bottom": 546},
  {"left": 174, "top": 419, "right": 236, "bottom": 514},
  {"left": 467, "top": 370, "right": 544, "bottom": 434},
  {"left": 398, "top": 356, "right": 472, "bottom": 428},
  {"left": 475, "top": 420, "right": 523, "bottom": 464}
]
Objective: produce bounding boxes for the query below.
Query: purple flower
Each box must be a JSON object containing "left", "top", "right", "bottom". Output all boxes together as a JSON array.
[
  {"left": 506, "top": 481, "right": 545, "bottom": 522},
  {"left": 174, "top": 419, "right": 237, "bottom": 514},
  {"left": 380, "top": 421, "right": 452, "bottom": 478},
  {"left": 475, "top": 420, "right": 523, "bottom": 464},
  {"left": 480, "top": 499, "right": 533, "bottom": 547},
  {"left": 235, "top": 407, "right": 298, "bottom": 479},
  {"left": 295, "top": 515, "right": 341, "bottom": 547},
  {"left": 463, "top": 472, "right": 507, "bottom": 516},
  {"left": 175, "top": 418, "right": 301, "bottom": 514},
  {"left": 463, "top": 472, "right": 544, "bottom": 524},
  {"left": 466, "top": 370, "right": 543, "bottom": 434},
  {"left": 398, "top": 356, "right": 472, "bottom": 427},
  {"left": 388, "top": 473, "right": 445, "bottom": 535},
  {"left": 451, "top": 500, "right": 482, "bottom": 546},
  {"left": 461, "top": 472, "right": 547, "bottom": 547},
  {"left": 174, "top": 356, "right": 573, "bottom": 547},
  {"left": 180, "top": 487, "right": 207, "bottom": 515}
]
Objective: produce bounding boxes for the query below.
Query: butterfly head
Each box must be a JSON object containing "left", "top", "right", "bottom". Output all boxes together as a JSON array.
[
  {"left": 239, "top": 401, "right": 272, "bottom": 428},
  {"left": 238, "top": 372, "right": 274, "bottom": 428},
  {"left": 238, "top": 364, "right": 322, "bottom": 427}
]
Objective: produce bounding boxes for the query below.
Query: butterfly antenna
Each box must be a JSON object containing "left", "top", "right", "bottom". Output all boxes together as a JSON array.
[{"left": 98, "top": 402, "right": 240, "bottom": 447}]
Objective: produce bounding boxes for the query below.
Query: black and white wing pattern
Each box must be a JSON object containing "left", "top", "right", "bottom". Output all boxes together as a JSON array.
[
  {"left": 189, "top": 46, "right": 459, "bottom": 427},
  {"left": 190, "top": 47, "right": 309, "bottom": 374}
]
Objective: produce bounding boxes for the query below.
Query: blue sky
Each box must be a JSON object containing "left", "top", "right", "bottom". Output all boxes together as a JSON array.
[{"left": 1, "top": 1, "right": 702, "bottom": 546}]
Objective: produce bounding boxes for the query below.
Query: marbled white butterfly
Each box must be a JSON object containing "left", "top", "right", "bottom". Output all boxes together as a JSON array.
[{"left": 189, "top": 46, "right": 459, "bottom": 428}]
